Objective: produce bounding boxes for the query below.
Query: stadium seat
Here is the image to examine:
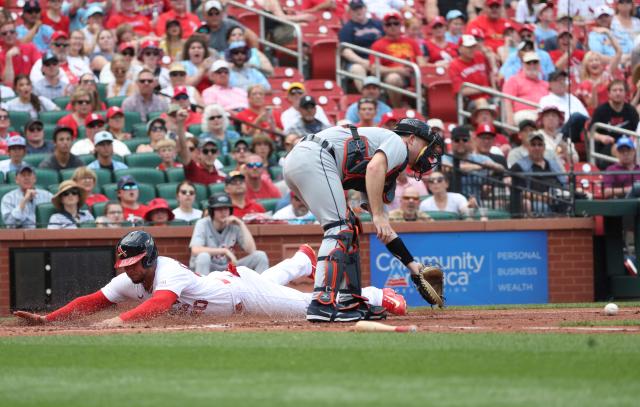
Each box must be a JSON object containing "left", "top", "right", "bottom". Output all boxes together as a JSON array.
[
  {"left": 310, "top": 38, "right": 338, "bottom": 80},
  {"left": 167, "top": 219, "right": 188, "bottom": 226},
  {"left": 193, "top": 183, "right": 208, "bottom": 201},
  {"left": 122, "top": 137, "right": 149, "bottom": 152},
  {"left": 47, "top": 183, "right": 59, "bottom": 194},
  {"left": 102, "top": 182, "right": 156, "bottom": 203},
  {"left": 8, "top": 111, "right": 30, "bottom": 132},
  {"left": 257, "top": 198, "right": 279, "bottom": 213},
  {"left": 79, "top": 221, "right": 96, "bottom": 228},
  {"left": 106, "top": 96, "right": 126, "bottom": 108},
  {"left": 165, "top": 167, "right": 185, "bottom": 183},
  {"left": 114, "top": 168, "right": 166, "bottom": 185},
  {"left": 236, "top": 12, "right": 260, "bottom": 34},
  {"left": 426, "top": 80, "right": 457, "bottom": 122},
  {"left": 23, "top": 153, "right": 49, "bottom": 167},
  {"left": 6, "top": 168, "right": 60, "bottom": 186},
  {"left": 92, "top": 201, "right": 108, "bottom": 218},
  {"left": 391, "top": 108, "right": 425, "bottom": 121},
  {"left": 268, "top": 166, "right": 283, "bottom": 181},
  {"left": 271, "top": 66, "right": 304, "bottom": 81},
  {"left": 60, "top": 168, "right": 112, "bottom": 189},
  {"left": 188, "top": 124, "right": 203, "bottom": 137},
  {"left": 76, "top": 154, "right": 96, "bottom": 165},
  {"left": 147, "top": 112, "right": 163, "bottom": 122},
  {"left": 132, "top": 123, "right": 148, "bottom": 138},
  {"left": 208, "top": 182, "right": 225, "bottom": 196},
  {"left": 165, "top": 198, "right": 178, "bottom": 209},
  {"left": 52, "top": 96, "right": 71, "bottom": 110},
  {"left": 125, "top": 153, "right": 162, "bottom": 168},
  {"left": 425, "top": 211, "right": 460, "bottom": 220},
  {"left": 36, "top": 203, "right": 57, "bottom": 228},
  {"left": 43, "top": 124, "right": 57, "bottom": 140},
  {"left": 156, "top": 182, "right": 179, "bottom": 200},
  {"left": 38, "top": 111, "right": 68, "bottom": 124},
  {"left": 123, "top": 111, "right": 142, "bottom": 133},
  {"left": 0, "top": 185, "right": 18, "bottom": 201}
]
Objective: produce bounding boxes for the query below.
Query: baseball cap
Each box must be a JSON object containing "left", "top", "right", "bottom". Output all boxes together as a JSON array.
[
  {"left": 42, "top": 51, "right": 59, "bottom": 64},
  {"left": 167, "top": 103, "right": 181, "bottom": 116},
  {"left": 224, "top": 171, "right": 245, "bottom": 185},
  {"left": 536, "top": 2, "right": 553, "bottom": 15},
  {"left": 518, "top": 119, "right": 537, "bottom": 131},
  {"left": 16, "top": 163, "right": 34, "bottom": 174},
  {"left": 538, "top": 105, "right": 563, "bottom": 117},
  {"left": 469, "top": 27, "right": 485, "bottom": 39},
  {"left": 348, "top": 0, "right": 365, "bottom": 10},
  {"left": 522, "top": 51, "right": 540, "bottom": 63},
  {"left": 51, "top": 31, "right": 68, "bottom": 42},
  {"left": 117, "top": 175, "right": 138, "bottom": 190},
  {"left": 379, "top": 112, "right": 399, "bottom": 127},
  {"left": 517, "top": 40, "right": 534, "bottom": 51},
  {"left": 362, "top": 76, "right": 381, "bottom": 87},
  {"left": 169, "top": 63, "right": 187, "bottom": 73},
  {"left": 548, "top": 70, "right": 568, "bottom": 82},
  {"left": 84, "top": 113, "right": 105, "bottom": 126},
  {"left": 503, "top": 21, "right": 519, "bottom": 33},
  {"left": 7, "top": 135, "right": 27, "bottom": 148},
  {"left": 23, "top": 1, "right": 41, "bottom": 13},
  {"left": 227, "top": 41, "right": 248, "bottom": 52},
  {"left": 426, "top": 118, "right": 444, "bottom": 130},
  {"left": 459, "top": 34, "right": 478, "bottom": 47},
  {"left": 173, "top": 86, "right": 188, "bottom": 98},
  {"left": 24, "top": 119, "right": 44, "bottom": 133},
  {"left": 528, "top": 132, "right": 545, "bottom": 142},
  {"left": 486, "top": 0, "right": 502, "bottom": 6},
  {"left": 208, "top": 192, "right": 233, "bottom": 208},
  {"left": 475, "top": 123, "right": 496, "bottom": 136},
  {"left": 595, "top": 5, "right": 614, "bottom": 17},
  {"left": 85, "top": 4, "right": 104, "bottom": 18},
  {"left": 210, "top": 59, "right": 230, "bottom": 73},
  {"left": 144, "top": 198, "right": 175, "bottom": 222},
  {"left": 451, "top": 126, "right": 471, "bottom": 140},
  {"left": 53, "top": 126, "right": 74, "bottom": 139},
  {"left": 616, "top": 136, "right": 636, "bottom": 150},
  {"left": 299, "top": 95, "right": 316, "bottom": 108},
  {"left": 556, "top": 13, "right": 573, "bottom": 21},
  {"left": 204, "top": 0, "right": 223, "bottom": 13},
  {"left": 287, "top": 82, "right": 305, "bottom": 93},
  {"left": 558, "top": 30, "right": 572, "bottom": 38},
  {"left": 118, "top": 42, "right": 135, "bottom": 53},
  {"left": 106, "top": 106, "right": 124, "bottom": 119},
  {"left": 94, "top": 131, "right": 114, "bottom": 145},
  {"left": 429, "top": 16, "right": 446, "bottom": 28},
  {"left": 140, "top": 40, "right": 159, "bottom": 51},
  {"left": 383, "top": 11, "right": 402, "bottom": 22},
  {"left": 200, "top": 137, "right": 219, "bottom": 149},
  {"left": 234, "top": 139, "right": 249, "bottom": 150},
  {"left": 446, "top": 10, "right": 464, "bottom": 21},
  {"left": 519, "top": 24, "right": 535, "bottom": 33}
]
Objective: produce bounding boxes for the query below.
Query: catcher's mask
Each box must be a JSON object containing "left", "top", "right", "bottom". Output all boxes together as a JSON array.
[{"left": 394, "top": 118, "right": 444, "bottom": 180}]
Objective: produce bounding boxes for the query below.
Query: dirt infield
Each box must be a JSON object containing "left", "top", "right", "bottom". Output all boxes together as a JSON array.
[{"left": 1, "top": 306, "right": 639, "bottom": 336}]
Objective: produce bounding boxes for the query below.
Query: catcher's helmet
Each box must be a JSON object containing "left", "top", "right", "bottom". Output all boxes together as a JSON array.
[
  {"left": 393, "top": 118, "right": 444, "bottom": 178},
  {"left": 114, "top": 230, "right": 158, "bottom": 269}
]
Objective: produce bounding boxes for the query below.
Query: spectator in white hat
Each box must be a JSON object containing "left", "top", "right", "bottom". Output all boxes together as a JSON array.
[
  {"left": 202, "top": 59, "right": 248, "bottom": 112},
  {"left": 86, "top": 131, "right": 129, "bottom": 173},
  {"left": 589, "top": 5, "right": 634, "bottom": 60}
]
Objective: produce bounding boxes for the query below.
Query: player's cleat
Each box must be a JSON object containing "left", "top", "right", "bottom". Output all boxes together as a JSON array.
[
  {"left": 358, "top": 303, "right": 388, "bottom": 320},
  {"left": 298, "top": 244, "right": 317, "bottom": 280},
  {"left": 306, "top": 300, "right": 362, "bottom": 323},
  {"left": 382, "top": 288, "right": 407, "bottom": 316}
]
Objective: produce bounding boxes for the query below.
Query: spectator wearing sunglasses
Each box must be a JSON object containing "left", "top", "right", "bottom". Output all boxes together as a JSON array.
[
  {"left": 121, "top": 69, "right": 169, "bottom": 122},
  {"left": 70, "top": 112, "right": 131, "bottom": 156},
  {"left": 200, "top": 0, "right": 249, "bottom": 53},
  {"left": 0, "top": 21, "right": 41, "bottom": 85},
  {"left": 30, "top": 31, "right": 91, "bottom": 87},
  {"left": 419, "top": 171, "right": 470, "bottom": 217},
  {"left": 170, "top": 87, "right": 202, "bottom": 127},
  {"left": 202, "top": 59, "right": 249, "bottom": 112},
  {"left": 172, "top": 181, "right": 203, "bottom": 222},
  {"left": 0, "top": 109, "right": 13, "bottom": 155},
  {"left": 162, "top": 63, "right": 203, "bottom": 107},
  {"left": 47, "top": 180, "right": 95, "bottom": 229},
  {"left": 33, "top": 52, "right": 70, "bottom": 100},
  {"left": 388, "top": 187, "right": 431, "bottom": 222},
  {"left": 133, "top": 41, "right": 170, "bottom": 89},
  {"left": 244, "top": 154, "right": 281, "bottom": 201},
  {"left": 16, "top": 1, "right": 54, "bottom": 53},
  {"left": 285, "top": 96, "right": 330, "bottom": 138},
  {"left": 57, "top": 88, "right": 98, "bottom": 138},
  {"left": 223, "top": 171, "right": 266, "bottom": 219},
  {"left": 100, "top": 43, "right": 138, "bottom": 86},
  {"left": 235, "top": 84, "right": 282, "bottom": 137},
  {"left": 137, "top": 117, "right": 171, "bottom": 153},
  {"left": 24, "top": 119, "right": 54, "bottom": 154},
  {"left": 200, "top": 104, "right": 240, "bottom": 156},
  {"left": 226, "top": 41, "right": 271, "bottom": 92},
  {"left": 280, "top": 82, "right": 332, "bottom": 131},
  {"left": 105, "top": 0, "right": 152, "bottom": 37},
  {"left": 116, "top": 175, "right": 149, "bottom": 223}
]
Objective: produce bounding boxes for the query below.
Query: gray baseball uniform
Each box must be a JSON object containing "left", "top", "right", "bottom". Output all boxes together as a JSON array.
[
  {"left": 189, "top": 217, "right": 268, "bottom": 275},
  {"left": 284, "top": 126, "right": 408, "bottom": 293}
]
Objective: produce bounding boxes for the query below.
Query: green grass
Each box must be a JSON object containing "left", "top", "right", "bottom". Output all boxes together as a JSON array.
[{"left": 1, "top": 332, "right": 639, "bottom": 407}]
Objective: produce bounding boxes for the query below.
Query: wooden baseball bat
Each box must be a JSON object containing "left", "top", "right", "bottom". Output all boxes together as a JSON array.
[{"left": 355, "top": 321, "right": 417, "bottom": 333}]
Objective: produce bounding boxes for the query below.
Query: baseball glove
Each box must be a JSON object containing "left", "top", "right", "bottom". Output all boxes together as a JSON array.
[{"left": 410, "top": 264, "right": 444, "bottom": 308}]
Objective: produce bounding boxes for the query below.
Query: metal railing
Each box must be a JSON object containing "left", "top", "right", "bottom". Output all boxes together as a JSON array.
[
  {"left": 457, "top": 82, "right": 540, "bottom": 133},
  {"left": 336, "top": 43, "right": 423, "bottom": 113},
  {"left": 227, "top": 1, "right": 304, "bottom": 73},
  {"left": 589, "top": 122, "right": 640, "bottom": 165}
]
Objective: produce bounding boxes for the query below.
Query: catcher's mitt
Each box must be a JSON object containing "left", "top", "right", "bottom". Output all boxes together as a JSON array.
[{"left": 410, "top": 265, "right": 444, "bottom": 308}]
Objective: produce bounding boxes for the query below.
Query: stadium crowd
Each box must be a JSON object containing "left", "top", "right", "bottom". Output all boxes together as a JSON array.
[{"left": 1, "top": 0, "right": 640, "bottom": 230}]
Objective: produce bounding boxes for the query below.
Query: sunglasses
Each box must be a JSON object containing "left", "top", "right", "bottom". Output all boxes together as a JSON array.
[
  {"left": 246, "top": 162, "right": 263, "bottom": 169},
  {"left": 143, "top": 50, "right": 160, "bottom": 57},
  {"left": 170, "top": 72, "right": 186, "bottom": 77},
  {"left": 234, "top": 147, "right": 248, "bottom": 153},
  {"left": 230, "top": 49, "right": 247, "bottom": 56},
  {"left": 138, "top": 79, "right": 154, "bottom": 84},
  {"left": 150, "top": 126, "right": 166, "bottom": 132},
  {"left": 202, "top": 148, "right": 218, "bottom": 155},
  {"left": 525, "top": 60, "right": 539, "bottom": 65},
  {"left": 53, "top": 43, "right": 69, "bottom": 48},
  {"left": 453, "top": 137, "right": 469, "bottom": 143},
  {"left": 61, "top": 189, "right": 80, "bottom": 197},
  {"left": 402, "top": 196, "right": 420, "bottom": 201},
  {"left": 74, "top": 100, "right": 91, "bottom": 105},
  {"left": 121, "top": 184, "right": 138, "bottom": 190},
  {"left": 43, "top": 61, "right": 59, "bottom": 67},
  {"left": 28, "top": 125, "right": 43, "bottom": 132},
  {"left": 384, "top": 21, "right": 400, "bottom": 27},
  {"left": 81, "top": 79, "right": 96, "bottom": 85},
  {"left": 1, "top": 30, "right": 16, "bottom": 36},
  {"left": 209, "top": 115, "right": 223, "bottom": 120},
  {"left": 107, "top": 210, "right": 123, "bottom": 215},
  {"left": 214, "top": 69, "right": 229, "bottom": 74},
  {"left": 208, "top": 10, "right": 221, "bottom": 16},
  {"left": 428, "top": 177, "right": 445, "bottom": 184},
  {"left": 0, "top": 115, "right": 9, "bottom": 120},
  {"left": 121, "top": 50, "right": 135, "bottom": 57},
  {"left": 289, "top": 89, "right": 304, "bottom": 95},
  {"left": 174, "top": 94, "right": 189, "bottom": 101},
  {"left": 87, "top": 121, "right": 104, "bottom": 129},
  {"left": 179, "top": 189, "right": 195, "bottom": 196}
]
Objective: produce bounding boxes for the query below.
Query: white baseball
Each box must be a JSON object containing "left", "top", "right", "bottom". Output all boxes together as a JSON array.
[{"left": 603, "top": 303, "right": 618, "bottom": 316}]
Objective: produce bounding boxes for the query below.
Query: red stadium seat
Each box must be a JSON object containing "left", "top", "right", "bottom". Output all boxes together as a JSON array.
[
  {"left": 309, "top": 38, "right": 338, "bottom": 80},
  {"left": 271, "top": 66, "right": 304, "bottom": 81},
  {"left": 425, "top": 80, "right": 457, "bottom": 122},
  {"left": 391, "top": 108, "right": 425, "bottom": 121},
  {"left": 236, "top": 12, "right": 260, "bottom": 35},
  {"left": 269, "top": 77, "right": 303, "bottom": 93},
  {"left": 340, "top": 94, "right": 361, "bottom": 110}
]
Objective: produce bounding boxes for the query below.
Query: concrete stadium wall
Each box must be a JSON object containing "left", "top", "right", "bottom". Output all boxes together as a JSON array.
[{"left": 0, "top": 218, "right": 595, "bottom": 315}]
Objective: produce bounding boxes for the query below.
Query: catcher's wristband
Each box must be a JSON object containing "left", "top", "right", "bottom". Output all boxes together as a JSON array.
[{"left": 386, "top": 237, "right": 414, "bottom": 266}]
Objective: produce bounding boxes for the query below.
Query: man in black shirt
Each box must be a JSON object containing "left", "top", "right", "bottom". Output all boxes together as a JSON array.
[
  {"left": 590, "top": 79, "right": 640, "bottom": 167},
  {"left": 38, "top": 127, "right": 84, "bottom": 171}
]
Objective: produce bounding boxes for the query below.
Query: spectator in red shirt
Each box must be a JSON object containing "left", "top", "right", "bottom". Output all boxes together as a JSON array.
[
  {"left": 548, "top": 31, "right": 585, "bottom": 79},
  {"left": 502, "top": 52, "right": 549, "bottom": 126},
  {"left": 41, "top": 0, "right": 70, "bottom": 33},
  {"left": 449, "top": 35, "right": 493, "bottom": 102},
  {"left": 235, "top": 84, "right": 283, "bottom": 137},
  {"left": 169, "top": 86, "right": 202, "bottom": 127},
  {"left": 105, "top": 0, "right": 152, "bottom": 37},
  {"left": 57, "top": 88, "right": 96, "bottom": 139},
  {"left": 224, "top": 171, "right": 266, "bottom": 218},
  {"left": 370, "top": 11, "right": 426, "bottom": 107},
  {"left": 176, "top": 108, "right": 225, "bottom": 185},
  {"left": 116, "top": 175, "right": 149, "bottom": 223},
  {"left": 424, "top": 16, "right": 458, "bottom": 67},
  {"left": 156, "top": 0, "right": 201, "bottom": 38},
  {"left": 465, "top": 0, "right": 507, "bottom": 52},
  {"left": 0, "top": 21, "right": 41, "bottom": 86},
  {"left": 244, "top": 154, "right": 282, "bottom": 201}
]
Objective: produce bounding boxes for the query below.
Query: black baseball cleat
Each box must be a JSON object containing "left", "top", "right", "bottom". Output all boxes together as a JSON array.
[
  {"left": 306, "top": 300, "right": 362, "bottom": 323},
  {"left": 358, "top": 304, "right": 388, "bottom": 320}
]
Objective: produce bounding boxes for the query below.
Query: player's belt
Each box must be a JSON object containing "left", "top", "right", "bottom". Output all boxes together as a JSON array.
[{"left": 301, "top": 134, "right": 336, "bottom": 160}]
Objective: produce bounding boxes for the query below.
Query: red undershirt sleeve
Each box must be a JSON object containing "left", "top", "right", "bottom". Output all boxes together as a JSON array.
[
  {"left": 119, "top": 290, "right": 179, "bottom": 322},
  {"left": 45, "top": 291, "right": 115, "bottom": 322}
]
